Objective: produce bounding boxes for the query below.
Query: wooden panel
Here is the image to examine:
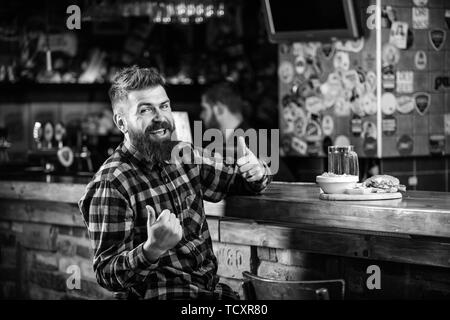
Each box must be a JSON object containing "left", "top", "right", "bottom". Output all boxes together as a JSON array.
[
  {"left": 32, "top": 251, "right": 59, "bottom": 271},
  {"left": 206, "top": 217, "right": 219, "bottom": 242},
  {"left": 213, "top": 242, "right": 252, "bottom": 279},
  {"left": 0, "top": 246, "right": 17, "bottom": 267},
  {"left": 22, "top": 223, "right": 57, "bottom": 251},
  {"left": 0, "top": 266, "right": 17, "bottom": 281},
  {"left": 28, "top": 284, "right": 67, "bottom": 300},
  {"left": 220, "top": 219, "right": 450, "bottom": 268},
  {"left": 221, "top": 219, "right": 368, "bottom": 258},
  {"left": 0, "top": 200, "right": 84, "bottom": 227},
  {"left": 0, "top": 181, "right": 85, "bottom": 203},
  {"left": 204, "top": 200, "right": 225, "bottom": 217}
]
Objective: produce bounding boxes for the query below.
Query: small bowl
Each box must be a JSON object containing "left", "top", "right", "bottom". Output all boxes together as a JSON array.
[{"left": 316, "top": 175, "right": 359, "bottom": 194}]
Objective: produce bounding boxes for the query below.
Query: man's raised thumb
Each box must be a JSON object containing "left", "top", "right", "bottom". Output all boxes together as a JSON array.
[
  {"left": 146, "top": 205, "right": 156, "bottom": 226},
  {"left": 237, "top": 136, "right": 248, "bottom": 159}
]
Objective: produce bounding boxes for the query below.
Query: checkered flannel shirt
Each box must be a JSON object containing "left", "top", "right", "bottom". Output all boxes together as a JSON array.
[{"left": 78, "top": 139, "right": 271, "bottom": 299}]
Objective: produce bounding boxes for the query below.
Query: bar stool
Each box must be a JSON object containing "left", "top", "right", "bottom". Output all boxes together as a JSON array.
[{"left": 242, "top": 271, "right": 345, "bottom": 300}]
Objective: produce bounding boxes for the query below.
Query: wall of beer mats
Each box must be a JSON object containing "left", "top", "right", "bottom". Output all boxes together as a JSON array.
[{"left": 278, "top": 0, "right": 450, "bottom": 158}]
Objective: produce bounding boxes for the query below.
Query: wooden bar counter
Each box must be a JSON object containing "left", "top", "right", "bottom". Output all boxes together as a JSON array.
[{"left": 0, "top": 179, "right": 449, "bottom": 299}]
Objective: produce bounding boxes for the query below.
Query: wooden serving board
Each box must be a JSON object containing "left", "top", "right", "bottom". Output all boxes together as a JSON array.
[{"left": 319, "top": 192, "right": 402, "bottom": 201}]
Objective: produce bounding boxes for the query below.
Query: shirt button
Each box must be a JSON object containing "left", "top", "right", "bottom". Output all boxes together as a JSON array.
[{"left": 163, "top": 177, "right": 169, "bottom": 183}]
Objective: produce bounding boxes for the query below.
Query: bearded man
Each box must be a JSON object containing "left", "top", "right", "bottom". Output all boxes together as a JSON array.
[{"left": 78, "top": 66, "right": 271, "bottom": 300}]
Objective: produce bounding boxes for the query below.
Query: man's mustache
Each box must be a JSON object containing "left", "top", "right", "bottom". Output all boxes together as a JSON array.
[{"left": 145, "top": 120, "right": 173, "bottom": 134}]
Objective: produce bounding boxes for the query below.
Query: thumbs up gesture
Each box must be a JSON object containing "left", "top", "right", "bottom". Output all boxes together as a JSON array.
[
  {"left": 143, "top": 205, "right": 183, "bottom": 261},
  {"left": 236, "top": 136, "right": 265, "bottom": 182}
]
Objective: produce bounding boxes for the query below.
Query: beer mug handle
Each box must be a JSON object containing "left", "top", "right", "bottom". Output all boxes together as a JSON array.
[{"left": 348, "top": 151, "right": 359, "bottom": 177}]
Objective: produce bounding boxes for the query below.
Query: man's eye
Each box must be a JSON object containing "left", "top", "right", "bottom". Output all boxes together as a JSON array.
[
  {"left": 161, "top": 104, "right": 170, "bottom": 110},
  {"left": 140, "top": 108, "right": 153, "bottom": 114}
]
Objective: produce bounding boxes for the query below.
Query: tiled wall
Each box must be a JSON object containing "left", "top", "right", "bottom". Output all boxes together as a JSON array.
[
  {"left": 277, "top": 0, "right": 450, "bottom": 158},
  {"left": 381, "top": 0, "right": 450, "bottom": 157},
  {"left": 278, "top": 0, "right": 377, "bottom": 157}
]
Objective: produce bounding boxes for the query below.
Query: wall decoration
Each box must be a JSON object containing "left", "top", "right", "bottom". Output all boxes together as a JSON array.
[
  {"left": 362, "top": 92, "right": 377, "bottom": 115},
  {"left": 414, "top": 50, "right": 427, "bottom": 70},
  {"left": 294, "top": 55, "right": 306, "bottom": 75},
  {"left": 363, "top": 52, "right": 376, "bottom": 71},
  {"left": 362, "top": 121, "right": 377, "bottom": 139},
  {"left": 396, "top": 96, "right": 415, "bottom": 114},
  {"left": 319, "top": 43, "right": 335, "bottom": 60},
  {"left": 278, "top": 61, "right": 294, "bottom": 84},
  {"left": 333, "top": 51, "right": 350, "bottom": 71},
  {"left": 412, "top": 7, "right": 429, "bottom": 29},
  {"left": 351, "top": 115, "right": 363, "bottom": 137},
  {"left": 321, "top": 115, "right": 334, "bottom": 136},
  {"left": 429, "top": 29, "right": 446, "bottom": 51},
  {"left": 305, "top": 120, "right": 322, "bottom": 142},
  {"left": 414, "top": 92, "right": 430, "bottom": 115},
  {"left": 363, "top": 137, "right": 377, "bottom": 157},
  {"left": 334, "top": 135, "right": 350, "bottom": 147},
  {"left": 389, "top": 21, "right": 409, "bottom": 49},
  {"left": 291, "top": 136, "right": 307, "bottom": 155},
  {"left": 397, "top": 135, "right": 414, "bottom": 155},
  {"left": 381, "top": 92, "right": 398, "bottom": 115},
  {"left": 396, "top": 71, "right": 414, "bottom": 93},
  {"left": 382, "top": 65, "right": 396, "bottom": 91},
  {"left": 382, "top": 43, "right": 400, "bottom": 65},
  {"left": 413, "top": 0, "right": 428, "bottom": 6},
  {"left": 335, "top": 38, "right": 365, "bottom": 53},
  {"left": 382, "top": 115, "right": 397, "bottom": 136},
  {"left": 429, "top": 135, "right": 445, "bottom": 155},
  {"left": 434, "top": 76, "right": 450, "bottom": 91},
  {"left": 334, "top": 98, "right": 351, "bottom": 117},
  {"left": 278, "top": 0, "right": 449, "bottom": 158}
]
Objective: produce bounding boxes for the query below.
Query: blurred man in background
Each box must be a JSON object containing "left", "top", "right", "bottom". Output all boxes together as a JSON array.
[{"left": 200, "top": 81, "right": 295, "bottom": 182}]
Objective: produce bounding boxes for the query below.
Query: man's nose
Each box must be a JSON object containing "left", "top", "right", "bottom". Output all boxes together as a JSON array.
[{"left": 153, "top": 107, "right": 163, "bottom": 120}]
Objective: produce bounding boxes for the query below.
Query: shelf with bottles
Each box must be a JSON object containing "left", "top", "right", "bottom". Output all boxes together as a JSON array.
[{"left": 0, "top": 82, "right": 207, "bottom": 104}]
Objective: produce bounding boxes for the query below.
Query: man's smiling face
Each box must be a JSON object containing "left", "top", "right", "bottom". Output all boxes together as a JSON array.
[
  {"left": 125, "top": 85, "right": 175, "bottom": 143},
  {"left": 116, "top": 84, "right": 177, "bottom": 163}
]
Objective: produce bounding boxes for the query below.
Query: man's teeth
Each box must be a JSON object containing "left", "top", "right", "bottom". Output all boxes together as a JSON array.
[{"left": 151, "top": 129, "right": 166, "bottom": 135}]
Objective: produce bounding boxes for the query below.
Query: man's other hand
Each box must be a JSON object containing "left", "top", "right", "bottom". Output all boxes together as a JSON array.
[{"left": 143, "top": 206, "right": 182, "bottom": 261}]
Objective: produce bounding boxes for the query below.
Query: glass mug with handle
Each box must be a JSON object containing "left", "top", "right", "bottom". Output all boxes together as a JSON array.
[{"left": 327, "top": 145, "right": 359, "bottom": 178}]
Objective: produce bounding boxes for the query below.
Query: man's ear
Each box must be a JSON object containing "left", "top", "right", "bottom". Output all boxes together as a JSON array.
[
  {"left": 213, "top": 102, "right": 227, "bottom": 116},
  {"left": 113, "top": 113, "right": 127, "bottom": 134}
]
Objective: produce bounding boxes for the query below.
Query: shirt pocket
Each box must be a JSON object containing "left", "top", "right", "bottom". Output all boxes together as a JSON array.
[{"left": 180, "top": 193, "right": 205, "bottom": 239}]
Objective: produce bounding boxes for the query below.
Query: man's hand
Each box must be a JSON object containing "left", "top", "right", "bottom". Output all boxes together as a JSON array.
[
  {"left": 236, "top": 136, "right": 265, "bottom": 182},
  {"left": 143, "top": 205, "right": 183, "bottom": 262}
]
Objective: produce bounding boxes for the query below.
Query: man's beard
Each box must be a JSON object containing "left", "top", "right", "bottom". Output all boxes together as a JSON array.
[{"left": 129, "top": 120, "right": 177, "bottom": 164}]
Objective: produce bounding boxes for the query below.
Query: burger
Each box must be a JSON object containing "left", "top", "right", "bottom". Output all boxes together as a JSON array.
[{"left": 362, "top": 175, "right": 406, "bottom": 193}]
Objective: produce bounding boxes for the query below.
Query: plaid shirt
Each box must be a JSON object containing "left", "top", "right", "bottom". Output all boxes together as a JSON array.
[{"left": 78, "top": 139, "right": 271, "bottom": 299}]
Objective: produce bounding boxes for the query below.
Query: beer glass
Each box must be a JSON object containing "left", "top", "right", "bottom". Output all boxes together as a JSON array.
[{"left": 327, "top": 146, "right": 359, "bottom": 177}]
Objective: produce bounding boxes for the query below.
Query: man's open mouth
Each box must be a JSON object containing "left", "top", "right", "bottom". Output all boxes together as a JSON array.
[{"left": 149, "top": 128, "right": 168, "bottom": 136}]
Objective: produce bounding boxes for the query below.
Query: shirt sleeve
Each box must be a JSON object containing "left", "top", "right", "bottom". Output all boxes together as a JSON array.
[
  {"left": 78, "top": 179, "right": 158, "bottom": 292},
  {"left": 196, "top": 146, "right": 272, "bottom": 202}
]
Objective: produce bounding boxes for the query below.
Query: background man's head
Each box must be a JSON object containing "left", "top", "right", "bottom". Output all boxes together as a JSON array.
[
  {"left": 109, "top": 66, "right": 176, "bottom": 162},
  {"left": 201, "top": 82, "right": 245, "bottom": 131}
]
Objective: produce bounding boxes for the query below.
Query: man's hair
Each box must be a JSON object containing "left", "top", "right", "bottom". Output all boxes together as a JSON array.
[
  {"left": 109, "top": 65, "right": 166, "bottom": 114},
  {"left": 203, "top": 82, "right": 245, "bottom": 115}
]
